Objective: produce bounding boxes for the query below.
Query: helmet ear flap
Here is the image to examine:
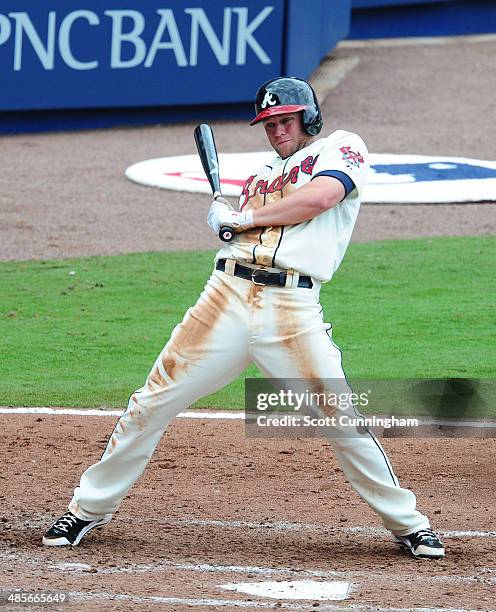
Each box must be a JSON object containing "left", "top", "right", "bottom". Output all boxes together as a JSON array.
[
  {"left": 302, "top": 87, "right": 323, "bottom": 136},
  {"left": 303, "top": 108, "right": 323, "bottom": 136}
]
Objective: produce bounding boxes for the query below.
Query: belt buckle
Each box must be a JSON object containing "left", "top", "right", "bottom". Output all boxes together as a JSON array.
[{"left": 251, "top": 268, "right": 267, "bottom": 286}]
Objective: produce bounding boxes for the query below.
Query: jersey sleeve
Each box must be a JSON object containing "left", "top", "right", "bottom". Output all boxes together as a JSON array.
[{"left": 311, "top": 131, "right": 370, "bottom": 197}]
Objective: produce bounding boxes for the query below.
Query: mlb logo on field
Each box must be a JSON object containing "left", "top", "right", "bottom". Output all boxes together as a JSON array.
[{"left": 126, "top": 152, "right": 496, "bottom": 204}]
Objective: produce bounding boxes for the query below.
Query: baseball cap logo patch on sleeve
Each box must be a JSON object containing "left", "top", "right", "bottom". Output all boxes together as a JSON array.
[{"left": 340, "top": 146, "right": 364, "bottom": 169}]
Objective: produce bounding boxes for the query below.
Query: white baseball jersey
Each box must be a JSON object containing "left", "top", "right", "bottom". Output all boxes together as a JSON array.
[{"left": 216, "top": 130, "right": 369, "bottom": 282}]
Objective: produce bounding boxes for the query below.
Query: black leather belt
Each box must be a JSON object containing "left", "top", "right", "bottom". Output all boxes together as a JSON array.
[{"left": 216, "top": 259, "right": 313, "bottom": 289}]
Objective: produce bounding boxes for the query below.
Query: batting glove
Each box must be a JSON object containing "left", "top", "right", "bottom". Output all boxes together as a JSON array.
[{"left": 207, "top": 198, "right": 254, "bottom": 235}]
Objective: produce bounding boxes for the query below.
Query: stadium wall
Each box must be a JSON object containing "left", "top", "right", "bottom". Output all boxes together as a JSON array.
[
  {"left": 1, "top": 0, "right": 350, "bottom": 132},
  {"left": 350, "top": 0, "right": 496, "bottom": 38},
  {"left": 0, "top": 0, "right": 494, "bottom": 133}
]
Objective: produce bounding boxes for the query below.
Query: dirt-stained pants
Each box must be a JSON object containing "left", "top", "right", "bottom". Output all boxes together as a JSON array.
[{"left": 69, "top": 268, "right": 430, "bottom": 536}]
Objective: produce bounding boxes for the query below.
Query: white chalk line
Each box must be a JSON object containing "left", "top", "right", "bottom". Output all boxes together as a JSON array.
[
  {"left": 173, "top": 517, "right": 496, "bottom": 539},
  {"left": 339, "top": 33, "right": 496, "bottom": 49},
  {"left": 0, "top": 550, "right": 339, "bottom": 579},
  {"left": 69, "top": 591, "right": 338, "bottom": 610},
  {"left": 1, "top": 407, "right": 495, "bottom": 430},
  {"left": 68, "top": 592, "right": 468, "bottom": 612},
  {"left": 66, "top": 591, "right": 473, "bottom": 612},
  {"left": 0, "top": 406, "right": 243, "bottom": 419},
  {"left": 88, "top": 560, "right": 334, "bottom": 578},
  {"left": 8, "top": 512, "right": 496, "bottom": 540},
  {"left": 2, "top": 549, "right": 494, "bottom": 587}
]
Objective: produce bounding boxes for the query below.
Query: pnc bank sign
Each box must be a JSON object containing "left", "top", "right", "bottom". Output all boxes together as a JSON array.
[
  {"left": 0, "top": 7, "right": 275, "bottom": 71},
  {"left": 0, "top": 1, "right": 283, "bottom": 111}
]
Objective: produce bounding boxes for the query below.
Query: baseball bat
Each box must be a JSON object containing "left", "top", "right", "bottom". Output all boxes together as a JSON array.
[{"left": 193, "top": 123, "right": 234, "bottom": 242}]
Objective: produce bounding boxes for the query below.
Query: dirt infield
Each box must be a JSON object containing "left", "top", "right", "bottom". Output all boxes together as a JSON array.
[
  {"left": 1, "top": 414, "right": 495, "bottom": 610},
  {"left": 1, "top": 37, "right": 495, "bottom": 610}
]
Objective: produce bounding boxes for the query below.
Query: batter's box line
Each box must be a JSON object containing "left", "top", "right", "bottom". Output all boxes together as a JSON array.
[
  {"left": 119, "top": 515, "right": 496, "bottom": 540},
  {"left": 12, "top": 513, "right": 496, "bottom": 541},
  {"left": 51, "top": 590, "right": 480, "bottom": 611},
  {"left": 3, "top": 549, "right": 495, "bottom": 587},
  {"left": 3, "top": 408, "right": 496, "bottom": 432}
]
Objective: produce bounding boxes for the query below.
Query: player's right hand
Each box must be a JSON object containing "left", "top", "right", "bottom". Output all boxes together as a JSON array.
[{"left": 207, "top": 199, "right": 231, "bottom": 234}]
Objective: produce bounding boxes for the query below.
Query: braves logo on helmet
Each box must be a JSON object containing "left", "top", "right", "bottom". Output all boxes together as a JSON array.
[{"left": 261, "top": 92, "right": 278, "bottom": 109}]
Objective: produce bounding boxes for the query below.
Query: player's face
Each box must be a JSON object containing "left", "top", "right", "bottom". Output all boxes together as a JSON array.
[{"left": 263, "top": 113, "right": 310, "bottom": 158}]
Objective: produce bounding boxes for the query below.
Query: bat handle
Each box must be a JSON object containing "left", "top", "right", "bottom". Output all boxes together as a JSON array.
[
  {"left": 219, "top": 226, "right": 235, "bottom": 242},
  {"left": 213, "top": 192, "right": 235, "bottom": 242}
]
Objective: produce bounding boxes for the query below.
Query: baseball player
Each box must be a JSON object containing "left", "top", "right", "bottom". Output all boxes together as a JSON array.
[{"left": 43, "top": 77, "right": 444, "bottom": 559}]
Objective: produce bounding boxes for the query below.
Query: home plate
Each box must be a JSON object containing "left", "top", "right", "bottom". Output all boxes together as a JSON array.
[{"left": 218, "top": 580, "right": 351, "bottom": 600}]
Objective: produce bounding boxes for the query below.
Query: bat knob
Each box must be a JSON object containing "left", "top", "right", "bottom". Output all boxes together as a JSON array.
[{"left": 219, "top": 226, "right": 235, "bottom": 242}]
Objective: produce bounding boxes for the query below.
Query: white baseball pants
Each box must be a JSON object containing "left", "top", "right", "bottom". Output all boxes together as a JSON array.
[{"left": 69, "top": 266, "right": 430, "bottom": 536}]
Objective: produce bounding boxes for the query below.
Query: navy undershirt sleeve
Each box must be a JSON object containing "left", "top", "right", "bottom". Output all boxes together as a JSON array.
[{"left": 312, "top": 170, "right": 356, "bottom": 199}]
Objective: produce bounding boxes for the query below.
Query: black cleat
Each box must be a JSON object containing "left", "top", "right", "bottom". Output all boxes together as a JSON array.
[
  {"left": 42, "top": 511, "right": 111, "bottom": 547},
  {"left": 394, "top": 528, "right": 445, "bottom": 559}
]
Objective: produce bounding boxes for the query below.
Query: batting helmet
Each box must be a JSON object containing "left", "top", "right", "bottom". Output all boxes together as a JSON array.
[{"left": 250, "top": 76, "right": 323, "bottom": 136}]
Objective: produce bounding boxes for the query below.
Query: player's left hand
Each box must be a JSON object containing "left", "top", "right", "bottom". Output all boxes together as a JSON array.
[{"left": 207, "top": 199, "right": 254, "bottom": 235}]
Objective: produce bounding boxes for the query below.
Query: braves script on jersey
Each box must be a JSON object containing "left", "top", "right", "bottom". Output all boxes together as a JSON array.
[{"left": 216, "top": 130, "right": 369, "bottom": 281}]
